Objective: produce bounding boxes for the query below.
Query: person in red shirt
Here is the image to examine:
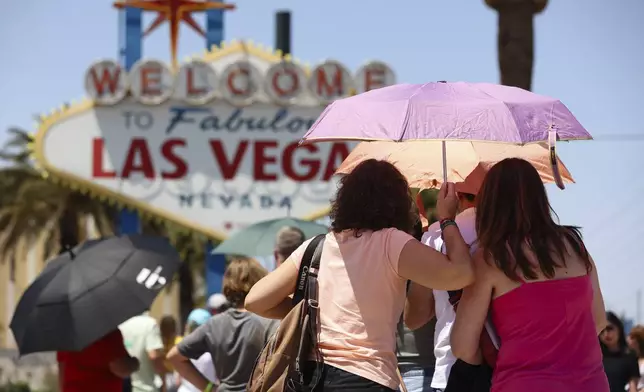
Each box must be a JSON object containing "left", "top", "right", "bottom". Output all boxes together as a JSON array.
[{"left": 57, "top": 329, "right": 139, "bottom": 392}]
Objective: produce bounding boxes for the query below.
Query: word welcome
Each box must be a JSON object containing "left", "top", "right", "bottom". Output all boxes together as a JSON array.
[
  {"left": 92, "top": 137, "right": 350, "bottom": 181},
  {"left": 85, "top": 57, "right": 395, "bottom": 106}
]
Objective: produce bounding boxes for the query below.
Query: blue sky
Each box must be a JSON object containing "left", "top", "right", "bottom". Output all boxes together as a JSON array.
[{"left": 2, "top": 0, "right": 643, "bottom": 321}]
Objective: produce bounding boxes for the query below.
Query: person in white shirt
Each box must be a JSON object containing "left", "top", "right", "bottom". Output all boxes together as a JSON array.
[
  {"left": 404, "top": 180, "right": 480, "bottom": 392},
  {"left": 120, "top": 312, "right": 167, "bottom": 392}
]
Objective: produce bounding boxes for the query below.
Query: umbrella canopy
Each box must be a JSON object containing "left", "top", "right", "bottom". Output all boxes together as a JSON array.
[
  {"left": 302, "top": 82, "right": 592, "bottom": 144},
  {"left": 212, "top": 218, "right": 328, "bottom": 257},
  {"left": 11, "top": 234, "right": 181, "bottom": 355},
  {"left": 336, "top": 141, "right": 574, "bottom": 189}
]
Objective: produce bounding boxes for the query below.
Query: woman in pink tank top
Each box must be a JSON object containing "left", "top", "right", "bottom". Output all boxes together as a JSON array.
[{"left": 450, "top": 158, "right": 610, "bottom": 392}]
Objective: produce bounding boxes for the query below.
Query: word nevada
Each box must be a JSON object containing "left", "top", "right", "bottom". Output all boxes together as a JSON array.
[{"left": 85, "top": 58, "right": 395, "bottom": 107}]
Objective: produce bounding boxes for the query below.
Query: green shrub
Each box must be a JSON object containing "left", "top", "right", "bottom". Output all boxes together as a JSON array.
[{"left": 0, "top": 381, "right": 32, "bottom": 392}]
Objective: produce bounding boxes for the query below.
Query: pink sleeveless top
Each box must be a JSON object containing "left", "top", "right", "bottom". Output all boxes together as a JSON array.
[{"left": 490, "top": 275, "right": 609, "bottom": 392}]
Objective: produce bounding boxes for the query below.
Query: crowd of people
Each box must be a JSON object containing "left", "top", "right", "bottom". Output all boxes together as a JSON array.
[{"left": 54, "top": 158, "right": 644, "bottom": 392}]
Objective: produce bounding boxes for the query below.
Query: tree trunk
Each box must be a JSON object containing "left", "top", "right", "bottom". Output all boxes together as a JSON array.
[
  {"left": 496, "top": 5, "right": 536, "bottom": 91},
  {"left": 177, "top": 261, "right": 195, "bottom": 331},
  {"left": 58, "top": 201, "right": 80, "bottom": 253}
]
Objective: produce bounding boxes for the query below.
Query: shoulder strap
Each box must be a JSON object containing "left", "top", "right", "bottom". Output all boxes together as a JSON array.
[{"left": 292, "top": 234, "right": 325, "bottom": 305}]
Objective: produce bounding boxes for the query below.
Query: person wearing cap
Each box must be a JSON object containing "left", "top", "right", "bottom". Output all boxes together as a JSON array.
[
  {"left": 206, "top": 293, "right": 230, "bottom": 316},
  {"left": 404, "top": 178, "right": 480, "bottom": 392},
  {"left": 274, "top": 226, "right": 305, "bottom": 267}
]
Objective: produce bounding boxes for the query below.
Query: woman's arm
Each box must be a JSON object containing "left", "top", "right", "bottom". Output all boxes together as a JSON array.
[
  {"left": 398, "top": 229, "right": 474, "bottom": 291},
  {"left": 167, "top": 346, "right": 211, "bottom": 391},
  {"left": 245, "top": 258, "right": 299, "bottom": 318},
  {"left": 450, "top": 250, "right": 494, "bottom": 364},
  {"left": 404, "top": 283, "right": 435, "bottom": 330},
  {"left": 588, "top": 255, "right": 607, "bottom": 334},
  {"left": 168, "top": 323, "right": 214, "bottom": 390},
  {"left": 398, "top": 182, "right": 473, "bottom": 290}
]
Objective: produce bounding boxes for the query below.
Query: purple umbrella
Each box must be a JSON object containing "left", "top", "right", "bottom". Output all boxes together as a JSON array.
[{"left": 301, "top": 82, "right": 592, "bottom": 189}]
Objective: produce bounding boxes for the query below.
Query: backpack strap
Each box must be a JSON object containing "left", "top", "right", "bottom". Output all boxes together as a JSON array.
[{"left": 292, "top": 234, "right": 326, "bottom": 306}]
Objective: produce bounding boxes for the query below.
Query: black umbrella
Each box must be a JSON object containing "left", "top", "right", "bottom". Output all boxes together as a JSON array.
[{"left": 10, "top": 234, "right": 181, "bottom": 356}]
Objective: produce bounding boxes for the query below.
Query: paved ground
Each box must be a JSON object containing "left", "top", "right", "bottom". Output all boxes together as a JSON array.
[{"left": 0, "top": 350, "right": 57, "bottom": 391}]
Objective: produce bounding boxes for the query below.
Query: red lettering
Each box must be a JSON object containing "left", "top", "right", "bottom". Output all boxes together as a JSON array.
[
  {"left": 253, "top": 141, "right": 279, "bottom": 181},
  {"left": 365, "top": 68, "right": 385, "bottom": 91},
  {"left": 272, "top": 68, "right": 299, "bottom": 97},
  {"left": 316, "top": 66, "right": 344, "bottom": 96},
  {"left": 141, "top": 67, "right": 162, "bottom": 96},
  {"left": 227, "top": 68, "right": 250, "bottom": 96},
  {"left": 208, "top": 140, "right": 350, "bottom": 182},
  {"left": 90, "top": 67, "right": 121, "bottom": 96},
  {"left": 322, "top": 143, "right": 351, "bottom": 180},
  {"left": 92, "top": 138, "right": 116, "bottom": 178},
  {"left": 160, "top": 139, "right": 188, "bottom": 179},
  {"left": 210, "top": 140, "right": 249, "bottom": 179},
  {"left": 282, "top": 143, "right": 320, "bottom": 181},
  {"left": 121, "top": 138, "right": 155, "bottom": 179},
  {"left": 186, "top": 68, "right": 206, "bottom": 96}
]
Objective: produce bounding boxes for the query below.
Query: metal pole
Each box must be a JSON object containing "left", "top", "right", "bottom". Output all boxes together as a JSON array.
[
  {"left": 117, "top": 7, "right": 143, "bottom": 235},
  {"left": 206, "top": 2, "right": 227, "bottom": 294},
  {"left": 275, "top": 11, "right": 291, "bottom": 56},
  {"left": 637, "top": 289, "right": 642, "bottom": 324},
  {"left": 206, "top": 2, "right": 226, "bottom": 49}
]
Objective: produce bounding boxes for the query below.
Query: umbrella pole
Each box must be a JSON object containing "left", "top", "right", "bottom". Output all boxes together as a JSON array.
[
  {"left": 442, "top": 141, "right": 448, "bottom": 184},
  {"left": 548, "top": 128, "right": 565, "bottom": 190}
]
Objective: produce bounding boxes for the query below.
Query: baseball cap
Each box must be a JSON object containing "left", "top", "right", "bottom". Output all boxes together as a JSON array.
[
  {"left": 455, "top": 166, "right": 485, "bottom": 196},
  {"left": 186, "top": 308, "right": 211, "bottom": 326},
  {"left": 275, "top": 226, "right": 305, "bottom": 257},
  {"left": 207, "top": 293, "right": 229, "bottom": 311}
]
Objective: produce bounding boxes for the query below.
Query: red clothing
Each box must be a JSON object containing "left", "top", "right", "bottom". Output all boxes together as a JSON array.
[
  {"left": 57, "top": 329, "right": 129, "bottom": 392},
  {"left": 490, "top": 275, "right": 609, "bottom": 392}
]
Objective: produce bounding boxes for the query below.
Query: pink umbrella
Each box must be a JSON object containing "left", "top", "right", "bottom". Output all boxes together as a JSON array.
[{"left": 302, "top": 82, "right": 592, "bottom": 189}]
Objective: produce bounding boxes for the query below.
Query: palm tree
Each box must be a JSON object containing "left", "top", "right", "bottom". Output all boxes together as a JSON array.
[
  {"left": 0, "top": 128, "right": 116, "bottom": 261},
  {"left": 485, "top": 0, "right": 548, "bottom": 91},
  {"left": 0, "top": 127, "right": 206, "bottom": 323}
]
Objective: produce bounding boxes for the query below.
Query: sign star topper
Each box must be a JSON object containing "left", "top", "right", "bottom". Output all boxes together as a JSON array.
[{"left": 113, "top": 0, "right": 236, "bottom": 69}]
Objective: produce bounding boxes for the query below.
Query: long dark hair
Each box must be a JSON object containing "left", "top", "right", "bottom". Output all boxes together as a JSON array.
[
  {"left": 331, "top": 159, "right": 415, "bottom": 236},
  {"left": 601, "top": 311, "right": 628, "bottom": 354},
  {"left": 475, "top": 158, "right": 592, "bottom": 281}
]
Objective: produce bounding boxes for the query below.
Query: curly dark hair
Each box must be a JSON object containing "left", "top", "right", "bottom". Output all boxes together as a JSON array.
[{"left": 330, "top": 159, "right": 415, "bottom": 236}]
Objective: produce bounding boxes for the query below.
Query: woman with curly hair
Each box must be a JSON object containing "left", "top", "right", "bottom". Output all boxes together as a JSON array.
[{"left": 246, "top": 159, "right": 474, "bottom": 391}]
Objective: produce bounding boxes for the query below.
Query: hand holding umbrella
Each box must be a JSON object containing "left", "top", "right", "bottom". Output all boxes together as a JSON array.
[{"left": 435, "top": 182, "right": 460, "bottom": 221}]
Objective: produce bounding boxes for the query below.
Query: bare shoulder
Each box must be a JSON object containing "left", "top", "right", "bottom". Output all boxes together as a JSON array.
[{"left": 472, "top": 249, "right": 499, "bottom": 283}]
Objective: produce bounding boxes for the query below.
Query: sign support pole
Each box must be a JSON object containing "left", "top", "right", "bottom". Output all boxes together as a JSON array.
[
  {"left": 205, "top": 3, "right": 227, "bottom": 298},
  {"left": 117, "top": 7, "right": 142, "bottom": 235}
]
